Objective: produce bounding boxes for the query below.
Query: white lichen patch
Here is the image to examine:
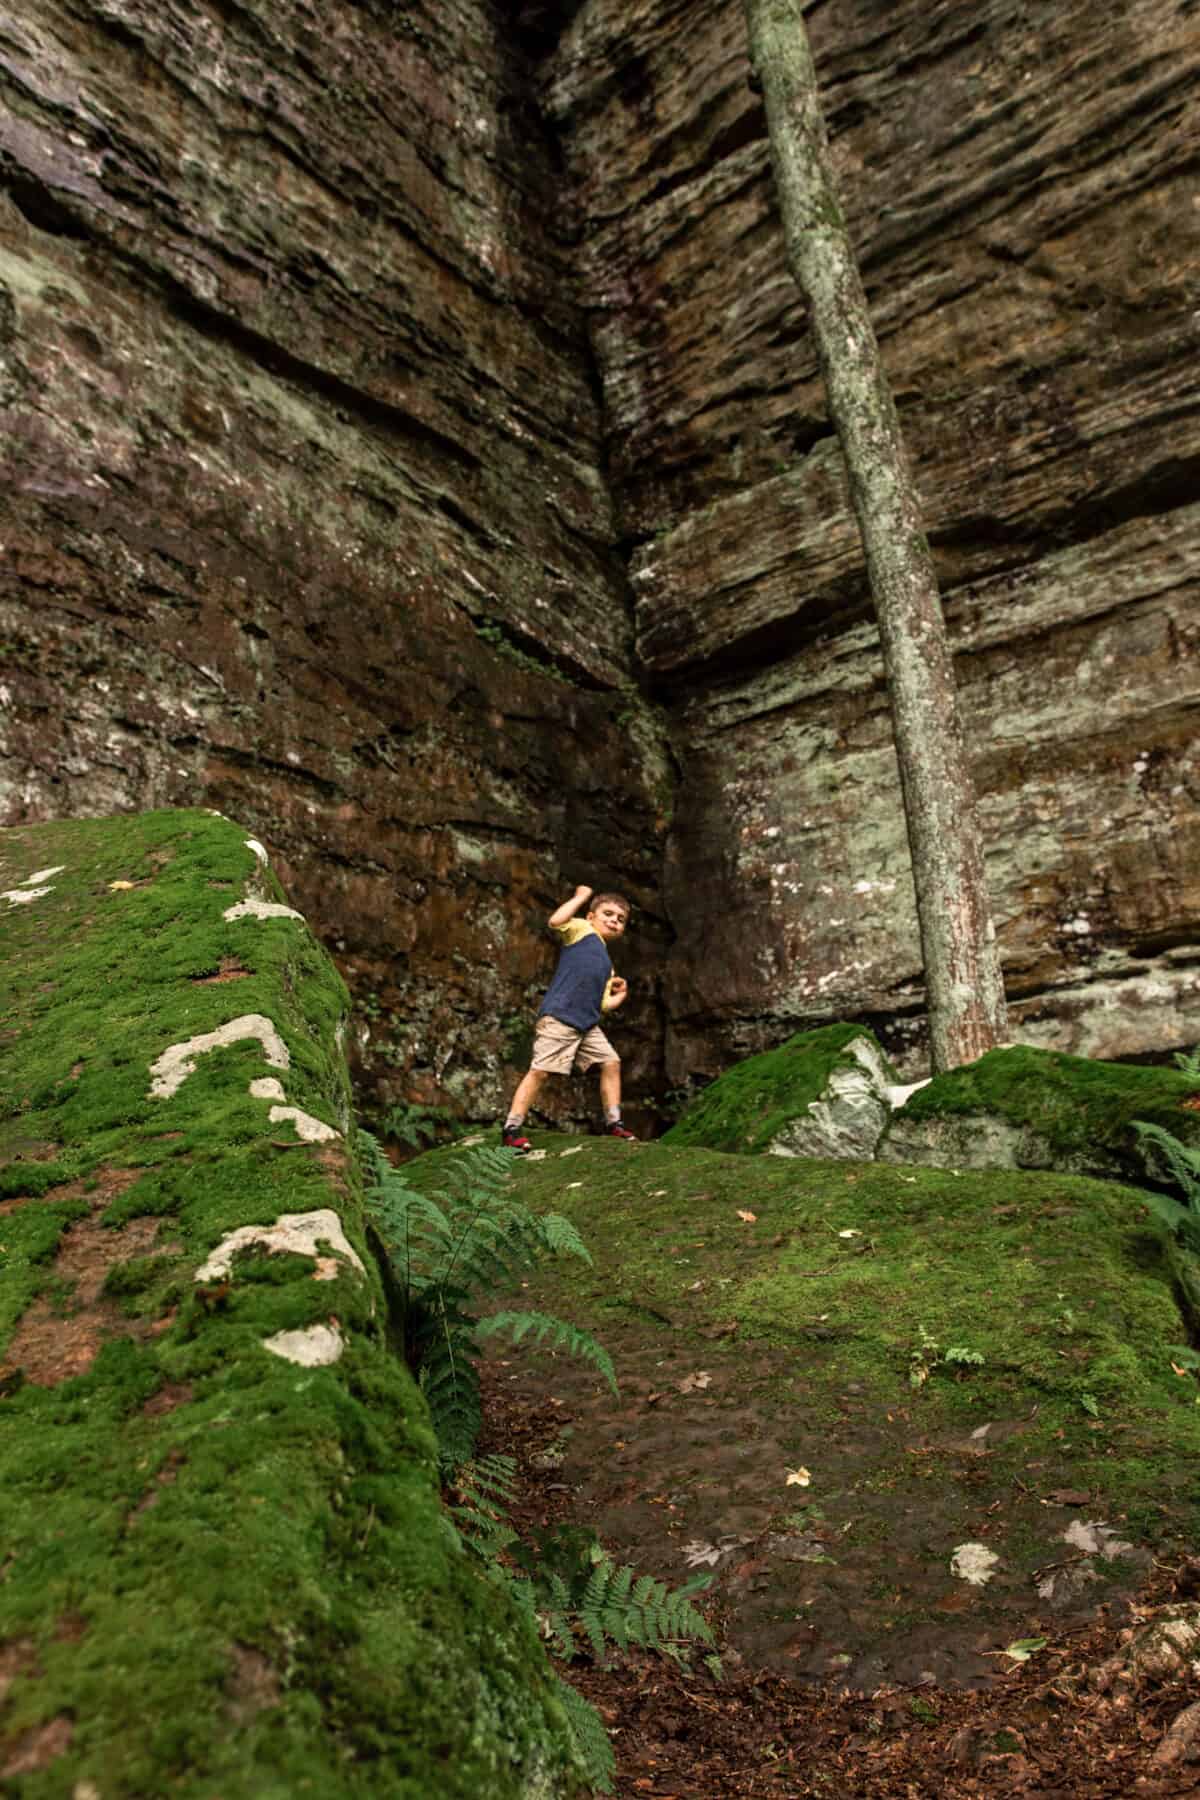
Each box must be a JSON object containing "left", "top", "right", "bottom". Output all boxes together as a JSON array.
[
  {"left": 950, "top": 1542, "right": 1000, "bottom": 1586},
  {"left": 268, "top": 1104, "right": 340, "bottom": 1143},
  {"left": 3, "top": 886, "right": 52, "bottom": 906},
  {"left": 887, "top": 1078, "right": 932, "bottom": 1109},
  {"left": 26, "top": 866, "right": 66, "bottom": 884},
  {"left": 262, "top": 1323, "right": 345, "bottom": 1367},
  {"left": 249, "top": 1077, "right": 287, "bottom": 1101},
  {"left": 194, "top": 1209, "right": 365, "bottom": 1283},
  {"left": 223, "top": 898, "right": 304, "bottom": 923},
  {"left": 149, "top": 1013, "right": 289, "bottom": 1099},
  {"left": 3, "top": 864, "right": 66, "bottom": 906}
]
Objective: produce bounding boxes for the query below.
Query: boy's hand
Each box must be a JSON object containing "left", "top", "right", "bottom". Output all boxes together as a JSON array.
[
  {"left": 573, "top": 884, "right": 594, "bottom": 901},
  {"left": 606, "top": 975, "right": 628, "bottom": 1008}
]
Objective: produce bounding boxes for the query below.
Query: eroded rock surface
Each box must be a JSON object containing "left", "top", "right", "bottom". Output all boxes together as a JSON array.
[{"left": 3, "top": 0, "right": 1198, "bottom": 1109}]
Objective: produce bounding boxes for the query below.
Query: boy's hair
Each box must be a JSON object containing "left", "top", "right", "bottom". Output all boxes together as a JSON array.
[{"left": 588, "top": 891, "right": 631, "bottom": 920}]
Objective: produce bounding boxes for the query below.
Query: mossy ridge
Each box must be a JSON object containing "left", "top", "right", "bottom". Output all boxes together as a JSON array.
[
  {"left": 887, "top": 1045, "right": 1200, "bottom": 1176},
  {"left": 407, "top": 1137, "right": 1200, "bottom": 1566},
  {"left": 0, "top": 812, "right": 579, "bottom": 1798},
  {"left": 661, "top": 1022, "right": 896, "bottom": 1154}
]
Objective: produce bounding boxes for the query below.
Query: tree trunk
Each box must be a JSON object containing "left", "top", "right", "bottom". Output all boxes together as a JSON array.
[{"left": 743, "top": 0, "right": 1009, "bottom": 1072}]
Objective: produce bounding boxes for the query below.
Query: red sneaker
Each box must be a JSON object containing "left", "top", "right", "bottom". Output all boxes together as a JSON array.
[
  {"left": 606, "top": 1121, "right": 637, "bottom": 1141},
  {"left": 500, "top": 1127, "right": 532, "bottom": 1155}
]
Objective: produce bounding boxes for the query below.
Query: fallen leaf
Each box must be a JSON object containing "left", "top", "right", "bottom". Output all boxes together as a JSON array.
[
  {"left": 524, "top": 1149, "right": 548, "bottom": 1162},
  {"left": 650, "top": 1189, "right": 668, "bottom": 1197},
  {"left": 565, "top": 1181, "right": 583, "bottom": 1189},
  {"left": 678, "top": 1370, "right": 712, "bottom": 1393},
  {"left": 785, "top": 1467, "right": 811, "bottom": 1487},
  {"left": 560, "top": 1145, "right": 583, "bottom": 1156},
  {"left": 108, "top": 880, "right": 135, "bottom": 891},
  {"left": 700, "top": 1319, "right": 739, "bottom": 1340},
  {"left": 1000, "top": 1637, "right": 1047, "bottom": 1663},
  {"left": 681, "top": 1540, "right": 723, "bottom": 1568},
  {"left": 837, "top": 1229, "right": 862, "bottom": 1239},
  {"left": 1048, "top": 1489, "right": 1090, "bottom": 1506},
  {"left": 736, "top": 1209, "right": 757, "bottom": 1223}
]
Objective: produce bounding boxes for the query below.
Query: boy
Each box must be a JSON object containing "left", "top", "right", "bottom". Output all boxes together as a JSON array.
[{"left": 501, "top": 884, "right": 637, "bottom": 1153}]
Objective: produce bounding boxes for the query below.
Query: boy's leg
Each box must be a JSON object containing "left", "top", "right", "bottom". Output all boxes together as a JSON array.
[
  {"left": 502, "top": 1066, "right": 545, "bottom": 1152},
  {"left": 597, "top": 1055, "right": 636, "bottom": 1141}
]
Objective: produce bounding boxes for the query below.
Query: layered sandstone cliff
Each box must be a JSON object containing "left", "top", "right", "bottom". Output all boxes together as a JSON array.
[{"left": 2, "top": 0, "right": 1198, "bottom": 1108}]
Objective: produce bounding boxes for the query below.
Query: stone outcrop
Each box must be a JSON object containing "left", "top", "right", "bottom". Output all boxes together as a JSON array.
[
  {"left": 662, "top": 1021, "right": 897, "bottom": 1158},
  {"left": 2, "top": 0, "right": 1198, "bottom": 1112},
  {"left": 878, "top": 1043, "right": 1200, "bottom": 1184},
  {"left": 541, "top": 0, "right": 1200, "bottom": 1080},
  {"left": 0, "top": 0, "right": 672, "bottom": 1124},
  {"left": 0, "top": 808, "right": 579, "bottom": 1796}
]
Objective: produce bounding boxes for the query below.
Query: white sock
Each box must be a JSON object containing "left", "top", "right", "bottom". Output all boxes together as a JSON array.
[
  {"left": 505, "top": 1113, "right": 525, "bottom": 1132},
  {"left": 605, "top": 1104, "right": 621, "bottom": 1124}
]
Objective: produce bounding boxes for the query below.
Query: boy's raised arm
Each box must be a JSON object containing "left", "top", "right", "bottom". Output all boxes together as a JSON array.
[{"left": 547, "top": 884, "right": 593, "bottom": 930}]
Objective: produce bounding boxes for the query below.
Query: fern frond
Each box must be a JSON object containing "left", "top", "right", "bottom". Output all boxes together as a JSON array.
[
  {"left": 538, "top": 1212, "right": 594, "bottom": 1264},
  {"left": 541, "top": 1572, "right": 578, "bottom": 1661},
  {"left": 419, "top": 1321, "right": 482, "bottom": 1468},
  {"left": 572, "top": 1554, "right": 714, "bottom": 1664},
  {"left": 1134, "top": 1121, "right": 1200, "bottom": 1207},
  {"left": 476, "top": 1310, "right": 618, "bottom": 1394},
  {"left": 554, "top": 1677, "right": 616, "bottom": 1795}
]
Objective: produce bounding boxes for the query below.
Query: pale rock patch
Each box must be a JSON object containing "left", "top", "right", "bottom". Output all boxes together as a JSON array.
[
  {"left": 262, "top": 1323, "right": 345, "bottom": 1367},
  {"left": 244, "top": 839, "right": 269, "bottom": 863},
  {"left": 3, "top": 887, "right": 52, "bottom": 906},
  {"left": 223, "top": 898, "right": 304, "bottom": 923},
  {"left": 268, "top": 1104, "right": 340, "bottom": 1143},
  {"left": 249, "top": 1077, "right": 287, "bottom": 1101},
  {"left": 149, "top": 1014, "right": 289, "bottom": 1098},
  {"left": 194, "top": 1209, "right": 365, "bottom": 1283},
  {"left": 767, "top": 1034, "right": 893, "bottom": 1161}
]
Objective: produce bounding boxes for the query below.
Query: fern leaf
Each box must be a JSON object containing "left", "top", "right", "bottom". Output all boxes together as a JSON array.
[
  {"left": 476, "top": 1310, "right": 618, "bottom": 1394},
  {"left": 555, "top": 1677, "right": 616, "bottom": 1795},
  {"left": 1134, "top": 1121, "right": 1200, "bottom": 1207},
  {"left": 538, "top": 1212, "right": 594, "bottom": 1264},
  {"left": 419, "top": 1321, "right": 482, "bottom": 1468}
]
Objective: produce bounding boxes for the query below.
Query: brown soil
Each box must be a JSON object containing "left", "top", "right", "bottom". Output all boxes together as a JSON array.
[
  {"left": 4, "top": 1170, "right": 179, "bottom": 1386},
  {"left": 481, "top": 1370, "right": 1200, "bottom": 1797}
]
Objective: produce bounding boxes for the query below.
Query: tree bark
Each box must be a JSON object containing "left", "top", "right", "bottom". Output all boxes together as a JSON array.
[{"left": 743, "top": 0, "right": 1009, "bottom": 1071}]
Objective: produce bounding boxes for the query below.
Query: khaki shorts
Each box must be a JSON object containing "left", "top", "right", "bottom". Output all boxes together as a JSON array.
[{"left": 531, "top": 1015, "right": 618, "bottom": 1075}]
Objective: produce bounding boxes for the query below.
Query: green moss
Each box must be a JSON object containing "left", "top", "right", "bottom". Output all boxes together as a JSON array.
[
  {"left": 0, "top": 812, "right": 578, "bottom": 1798},
  {"left": 890, "top": 1045, "right": 1200, "bottom": 1177},
  {"left": 662, "top": 1023, "right": 896, "bottom": 1153},
  {"left": 407, "top": 1133, "right": 1200, "bottom": 1564}
]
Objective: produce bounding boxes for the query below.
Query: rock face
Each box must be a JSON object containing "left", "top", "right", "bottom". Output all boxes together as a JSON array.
[
  {"left": 0, "top": 809, "right": 579, "bottom": 1797},
  {"left": 2, "top": 0, "right": 1199, "bottom": 1109},
  {"left": 541, "top": 0, "right": 1200, "bottom": 1079},
  {"left": 0, "top": 0, "right": 673, "bottom": 1124}
]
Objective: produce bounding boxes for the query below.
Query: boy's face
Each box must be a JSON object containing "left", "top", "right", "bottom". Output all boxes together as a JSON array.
[{"left": 588, "top": 901, "right": 628, "bottom": 941}]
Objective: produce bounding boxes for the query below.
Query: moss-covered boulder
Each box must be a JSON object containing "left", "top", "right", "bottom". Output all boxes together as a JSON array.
[
  {"left": 421, "top": 1131, "right": 1200, "bottom": 1689},
  {"left": 662, "top": 1023, "right": 898, "bottom": 1159},
  {"left": 0, "top": 811, "right": 578, "bottom": 1798},
  {"left": 880, "top": 1045, "right": 1200, "bottom": 1184}
]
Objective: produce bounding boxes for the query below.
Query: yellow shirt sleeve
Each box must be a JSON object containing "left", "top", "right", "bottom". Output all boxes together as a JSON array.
[{"left": 552, "top": 918, "right": 594, "bottom": 946}]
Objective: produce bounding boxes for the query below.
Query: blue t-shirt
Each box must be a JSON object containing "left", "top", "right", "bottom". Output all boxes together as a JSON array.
[{"left": 539, "top": 920, "right": 616, "bottom": 1032}]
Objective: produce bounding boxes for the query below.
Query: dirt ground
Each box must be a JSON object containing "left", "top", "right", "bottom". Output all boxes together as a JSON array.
[{"left": 482, "top": 1367, "right": 1200, "bottom": 1798}]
